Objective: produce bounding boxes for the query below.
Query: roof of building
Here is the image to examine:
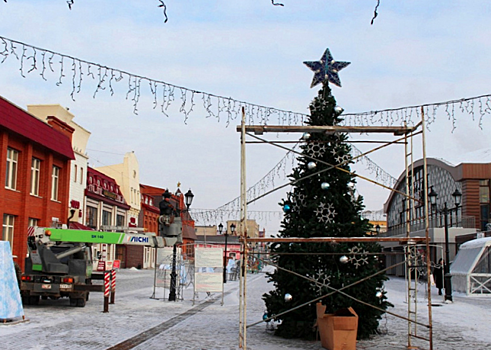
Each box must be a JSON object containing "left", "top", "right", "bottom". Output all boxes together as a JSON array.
[
  {"left": 183, "top": 225, "right": 198, "bottom": 240},
  {"left": 140, "top": 183, "right": 166, "bottom": 196},
  {"left": 0, "top": 95, "right": 74, "bottom": 160}
]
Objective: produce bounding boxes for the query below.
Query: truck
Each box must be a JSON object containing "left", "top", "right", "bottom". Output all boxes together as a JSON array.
[{"left": 20, "top": 225, "right": 181, "bottom": 307}]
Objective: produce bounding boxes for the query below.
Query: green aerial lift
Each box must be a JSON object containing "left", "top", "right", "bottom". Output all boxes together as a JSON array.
[{"left": 20, "top": 225, "right": 180, "bottom": 307}]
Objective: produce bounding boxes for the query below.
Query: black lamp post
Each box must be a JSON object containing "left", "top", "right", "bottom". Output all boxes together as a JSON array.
[
  {"left": 375, "top": 224, "right": 381, "bottom": 235},
  {"left": 168, "top": 189, "right": 194, "bottom": 302},
  {"left": 428, "top": 186, "right": 461, "bottom": 302},
  {"left": 218, "top": 223, "right": 226, "bottom": 283},
  {"left": 452, "top": 188, "right": 462, "bottom": 226}
]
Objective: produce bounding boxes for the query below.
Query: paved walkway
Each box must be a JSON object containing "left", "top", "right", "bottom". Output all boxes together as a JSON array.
[{"left": 2, "top": 269, "right": 490, "bottom": 349}]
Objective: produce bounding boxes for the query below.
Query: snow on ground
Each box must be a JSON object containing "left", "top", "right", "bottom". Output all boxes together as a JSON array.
[{"left": 1, "top": 267, "right": 490, "bottom": 349}]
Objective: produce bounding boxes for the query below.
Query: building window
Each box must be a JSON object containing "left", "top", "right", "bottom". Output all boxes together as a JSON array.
[
  {"left": 80, "top": 167, "right": 83, "bottom": 184},
  {"left": 2, "top": 214, "right": 15, "bottom": 250},
  {"left": 28, "top": 218, "right": 39, "bottom": 227},
  {"left": 51, "top": 166, "right": 60, "bottom": 200},
  {"left": 86, "top": 206, "right": 98, "bottom": 229},
  {"left": 5, "top": 148, "right": 19, "bottom": 190},
  {"left": 74, "top": 164, "right": 77, "bottom": 182},
  {"left": 102, "top": 210, "right": 112, "bottom": 226},
  {"left": 30, "top": 158, "right": 41, "bottom": 196},
  {"left": 480, "top": 180, "right": 490, "bottom": 204},
  {"left": 116, "top": 214, "right": 125, "bottom": 227}
]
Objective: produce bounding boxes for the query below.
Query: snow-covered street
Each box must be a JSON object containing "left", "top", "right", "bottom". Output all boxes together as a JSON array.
[{"left": 2, "top": 268, "right": 490, "bottom": 350}]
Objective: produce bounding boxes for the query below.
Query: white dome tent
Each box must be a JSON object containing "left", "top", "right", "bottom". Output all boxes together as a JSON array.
[{"left": 451, "top": 237, "right": 491, "bottom": 296}]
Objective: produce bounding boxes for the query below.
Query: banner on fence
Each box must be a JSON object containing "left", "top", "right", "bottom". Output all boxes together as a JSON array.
[{"left": 195, "top": 247, "right": 223, "bottom": 293}]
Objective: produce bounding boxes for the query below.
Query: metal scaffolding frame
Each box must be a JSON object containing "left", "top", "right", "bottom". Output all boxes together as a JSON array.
[{"left": 237, "top": 107, "right": 433, "bottom": 349}]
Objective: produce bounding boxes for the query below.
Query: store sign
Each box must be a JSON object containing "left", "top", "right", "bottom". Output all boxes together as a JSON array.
[{"left": 103, "top": 190, "right": 117, "bottom": 200}]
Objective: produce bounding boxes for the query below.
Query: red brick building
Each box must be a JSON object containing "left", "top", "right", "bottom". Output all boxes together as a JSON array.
[
  {"left": 140, "top": 184, "right": 197, "bottom": 260},
  {"left": 140, "top": 184, "right": 159, "bottom": 235},
  {"left": 0, "top": 96, "right": 74, "bottom": 271}
]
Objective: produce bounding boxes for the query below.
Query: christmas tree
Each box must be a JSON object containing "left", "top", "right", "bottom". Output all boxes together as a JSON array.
[{"left": 262, "top": 48, "right": 391, "bottom": 340}]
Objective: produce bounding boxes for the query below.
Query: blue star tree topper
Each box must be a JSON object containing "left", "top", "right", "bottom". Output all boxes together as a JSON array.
[{"left": 304, "top": 48, "right": 350, "bottom": 88}]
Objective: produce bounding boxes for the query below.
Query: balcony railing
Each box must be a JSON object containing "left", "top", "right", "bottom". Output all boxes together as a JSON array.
[{"left": 384, "top": 214, "right": 476, "bottom": 237}]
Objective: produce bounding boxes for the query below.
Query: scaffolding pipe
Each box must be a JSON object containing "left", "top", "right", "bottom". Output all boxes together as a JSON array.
[
  {"left": 422, "top": 106, "right": 434, "bottom": 350},
  {"left": 239, "top": 106, "right": 247, "bottom": 349},
  {"left": 244, "top": 236, "right": 428, "bottom": 243}
]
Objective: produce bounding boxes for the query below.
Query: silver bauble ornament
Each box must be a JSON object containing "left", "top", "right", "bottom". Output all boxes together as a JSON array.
[
  {"left": 321, "top": 182, "right": 330, "bottom": 190},
  {"left": 334, "top": 106, "right": 344, "bottom": 115},
  {"left": 376, "top": 291, "right": 383, "bottom": 298},
  {"left": 339, "top": 255, "right": 349, "bottom": 264},
  {"left": 302, "top": 132, "right": 311, "bottom": 140},
  {"left": 307, "top": 162, "right": 317, "bottom": 170},
  {"left": 284, "top": 293, "right": 293, "bottom": 302}
]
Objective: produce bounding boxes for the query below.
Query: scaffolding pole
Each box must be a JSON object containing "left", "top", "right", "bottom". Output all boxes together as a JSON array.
[
  {"left": 422, "top": 106, "right": 434, "bottom": 350},
  {"left": 239, "top": 106, "right": 247, "bottom": 349}
]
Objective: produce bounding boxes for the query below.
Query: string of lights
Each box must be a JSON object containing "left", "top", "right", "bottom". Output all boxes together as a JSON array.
[
  {"left": 190, "top": 209, "right": 283, "bottom": 227},
  {"left": 3, "top": 34, "right": 491, "bottom": 131},
  {"left": 351, "top": 144, "right": 397, "bottom": 188},
  {"left": 191, "top": 141, "right": 397, "bottom": 226},
  {"left": 343, "top": 94, "right": 491, "bottom": 131},
  {"left": 0, "top": 34, "right": 306, "bottom": 127}
]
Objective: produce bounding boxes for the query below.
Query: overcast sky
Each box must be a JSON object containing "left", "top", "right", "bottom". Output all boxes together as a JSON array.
[{"left": 1, "top": 1, "right": 491, "bottom": 235}]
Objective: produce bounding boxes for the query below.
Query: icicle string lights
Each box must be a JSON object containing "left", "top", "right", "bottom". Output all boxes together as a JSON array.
[
  {"left": 192, "top": 141, "right": 397, "bottom": 226},
  {"left": 342, "top": 94, "right": 491, "bottom": 131},
  {"left": 2, "top": 35, "right": 491, "bottom": 129},
  {"left": 0, "top": 35, "right": 305, "bottom": 126}
]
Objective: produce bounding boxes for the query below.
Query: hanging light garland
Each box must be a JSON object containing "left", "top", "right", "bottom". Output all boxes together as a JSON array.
[
  {"left": 0, "top": 35, "right": 306, "bottom": 126},
  {"left": 2, "top": 34, "right": 491, "bottom": 131}
]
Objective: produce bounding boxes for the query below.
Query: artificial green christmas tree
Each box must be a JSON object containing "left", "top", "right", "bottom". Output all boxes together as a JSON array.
[{"left": 263, "top": 48, "right": 391, "bottom": 340}]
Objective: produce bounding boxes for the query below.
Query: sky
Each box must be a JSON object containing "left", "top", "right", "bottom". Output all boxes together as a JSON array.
[{"left": 1, "top": 1, "right": 491, "bottom": 235}]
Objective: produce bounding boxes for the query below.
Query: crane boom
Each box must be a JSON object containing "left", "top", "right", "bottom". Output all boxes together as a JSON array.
[{"left": 36, "top": 228, "right": 167, "bottom": 247}]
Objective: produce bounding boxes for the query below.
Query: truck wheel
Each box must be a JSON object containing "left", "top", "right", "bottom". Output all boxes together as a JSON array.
[
  {"left": 29, "top": 295, "right": 40, "bottom": 305},
  {"left": 22, "top": 294, "right": 30, "bottom": 305},
  {"left": 69, "top": 297, "right": 77, "bottom": 307},
  {"left": 86, "top": 292, "right": 90, "bottom": 301},
  {"left": 76, "top": 298, "right": 86, "bottom": 307}
]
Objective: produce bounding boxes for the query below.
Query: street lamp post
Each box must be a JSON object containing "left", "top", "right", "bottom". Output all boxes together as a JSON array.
[
  {"left": 428, "top": 186, "right": 461, "bottom": 302},
  {"left": 218, "top": 223, "right": 226, "bottom": 283},
  {"left": 452, "top": 189, "right": 462, "bottom": 226},
  {"left": 168, "top": 189, "right": 194, "bottom": 302}
]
